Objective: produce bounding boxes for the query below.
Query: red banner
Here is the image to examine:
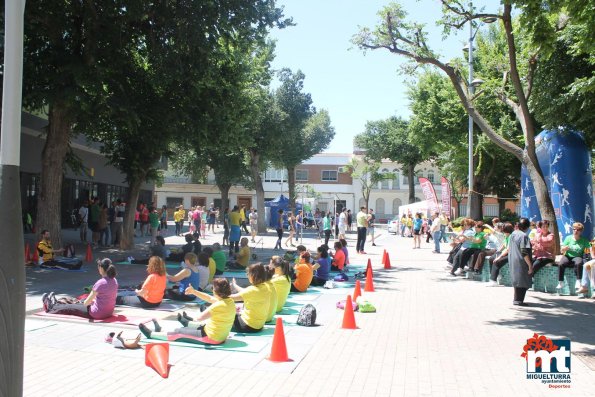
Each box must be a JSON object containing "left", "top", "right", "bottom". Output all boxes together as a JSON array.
[
  {"left": 418, "top": 177, "right": 439, "bottom": 213},
  {"left": 441, "top": 176, "right": 452, "bottom": 217}
]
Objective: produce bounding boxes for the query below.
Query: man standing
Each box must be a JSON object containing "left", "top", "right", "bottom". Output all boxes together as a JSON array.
[
  {"left": 89, "top": 198, "right": 101, "bottom": 248},
  {"left": 111, "top": 199, "right": 124, "bottom": 247},
  {"left": 78, "top": 200, "right": 89, "bottom": 243},
  {"left": 430, "top": 212, "right": 441, "bottom": 253},
  {"left": 338, "top": 208, "right": 347, "bottom": 240},
  {"left": 174, "top": 205, "right": 185, "bottom": 236},
  {"left": 356, "top": 207, "right": 370, "bottom": 254}
]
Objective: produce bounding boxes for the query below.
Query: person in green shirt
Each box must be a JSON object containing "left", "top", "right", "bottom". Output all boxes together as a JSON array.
[
  {"left": 557, "top": 222, "right": 591, "bottom": 290},
  {"left": 211, "top": 243, "right": 227, "bottom": 275},
  {"left": 323, "top": 212, "right": 332, "bottom": 246},
  {"left": 148, "top": 206, "right": 160, "bottom": 246}
]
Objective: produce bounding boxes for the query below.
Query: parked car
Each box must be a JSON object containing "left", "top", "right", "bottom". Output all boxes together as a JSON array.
[{"left": 387, "top": 216, "right": 400, "bottom": 234}]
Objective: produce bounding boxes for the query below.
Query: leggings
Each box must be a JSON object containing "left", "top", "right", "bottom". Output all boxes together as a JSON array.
[
  {"left": 324, "top": 230, "right": 331, "bottom": 246},
  {"left": 532, "top": 257, "right": 554, "bottom": 276},
  {"left": 232, "top": 314, "right": 262, "bottom": 333},
  {"left": 116, "top": 295, "right": 161, "bottom": 308},
  {"left": 229, "top": 241, "right": 239, "bottom": 254},
  {"left": 452, "top": 248, "right": 480, "bottom": 273},
  {"left": 275, "top": 228, "right": 283, "bottom": 249},
  {"left": 310, "top": 276, "right": 327, "bottom": 287},
  {"left": 48, "top": 302, "right": 91, "bottom": 318},
  {"left": 165, "top": 288, "right": 196, "bottom": 302},
  {"left": 171, "top": 325, "right": 206, "bottom": 338},
  {"left": 490, "top": 255, "right": 509, "bottom": 282},
  {"left": 558, "top": 255, "right": 583, "bottom": 281}
]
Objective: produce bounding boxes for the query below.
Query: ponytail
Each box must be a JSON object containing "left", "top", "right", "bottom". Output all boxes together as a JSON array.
[{"left": 97, "top": 258, "right": 117, "bottom": 279}]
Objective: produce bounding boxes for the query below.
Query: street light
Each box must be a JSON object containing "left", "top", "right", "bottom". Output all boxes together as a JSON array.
[{"left": 465, "top": 3, "right": 495, "bottom": 218}]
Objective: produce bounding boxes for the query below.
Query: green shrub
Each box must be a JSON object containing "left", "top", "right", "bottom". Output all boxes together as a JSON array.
[{"left": 499, "top": 208, "right": 519, "bottom": 223}]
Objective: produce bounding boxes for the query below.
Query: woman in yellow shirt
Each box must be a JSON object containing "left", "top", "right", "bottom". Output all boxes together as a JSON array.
[
  {"left": 263, "top": 265, "right": 278, "bottom": 323},
  {"left": 139, "top": 278, "right": 236, "bottom": 344},
  {"left": 229, "top": 263, "right": 270, "bottom": 333},
  {"left": 270, "top": 256, "right": 291, "bottom": 312}
]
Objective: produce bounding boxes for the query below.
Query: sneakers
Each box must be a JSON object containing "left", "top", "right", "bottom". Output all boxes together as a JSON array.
[
  {"left": 485, "top": 280, "right": 498, "bottom": 287},
  {"left": 41, "top": 293, "right": 49, "bottom": 312},
  {"left": 556, "top": 281, "right": 565, "bottom": 290},
  {"left": 454, "top": 269, "right": 465, "bottom": 276},
  {"left": 513, "top": 301, "right": 529, "bottom": 307},
  {"left": 575, "top": 280, "right": 581, "bottom": 290},
  {"left": 127, "top": 256, "right": 134, "bottom": 263}
]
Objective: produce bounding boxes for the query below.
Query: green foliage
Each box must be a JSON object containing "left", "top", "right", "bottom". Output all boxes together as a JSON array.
[{"left": 499, "top": 208, "right": 519, "bottom": 223}]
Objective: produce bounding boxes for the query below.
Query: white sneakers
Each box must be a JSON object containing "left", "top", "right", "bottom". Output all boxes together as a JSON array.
[
  {"left": 485, "top": 280, "right": 498, "bottom": 287},
  {"left": 556, "top": 281, "right": 564, "bottom": 290},
  {"left": 575, "top": 280, "right": 581, "bottom": 290},
  {"left": 454, "top": 269, "right": 465, "bottom": 276}
]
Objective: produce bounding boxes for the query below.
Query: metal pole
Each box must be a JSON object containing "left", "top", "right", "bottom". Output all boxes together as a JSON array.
[
  {"left": 0, "top": 0, "right": 26, "bottom": 395},
  {"left": 467, "top": 2, "right": 475, "bottom": 218}
]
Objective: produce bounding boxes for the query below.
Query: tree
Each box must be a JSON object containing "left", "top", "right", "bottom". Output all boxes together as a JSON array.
[
  {"left": 273, "top": 69, "right": 334, "bottom": 212},
  {"left": 355, "top": 117, "right": 422, "bottom": 204},
  {"left": 352, "top": 1, "right": 561, "bottom": 250},
  {"left": 347, "top": 157, "right": 392, "bottom": 210}
]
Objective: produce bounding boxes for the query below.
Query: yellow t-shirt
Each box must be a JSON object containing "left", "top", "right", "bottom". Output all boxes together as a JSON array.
[
  {"left": 240, "top": 209, "right": 246, "bottom": 222},
  {"left": 271, "top": 274, "right": 291, "bottom": 312},
  {"left": 265, "top": 280, "right": 278, "bottom": 322},
  {"left": 37, "top": 240, "right": 54, "bottom": 262},
  {"left": 204, "top": 298, "right": 236, "bottom": 342},
  {"left": 239, "top": 283, "right": 269, "bottom": 330},
  {"left": 208, "top": 258, "right": 216, "bottom": 283},
  {"left": 229, "top": 211, "right": 241, "bottom": 226},
  {"left": 237, "top": 246, "right": 250, "bottom": 267},
  {"left": 173, "top": 209, "right": 185, "bottom": 222}
]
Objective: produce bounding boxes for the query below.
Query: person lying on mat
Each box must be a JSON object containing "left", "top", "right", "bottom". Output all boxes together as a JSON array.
[
  {"left": 116, "top": 256, "right": 166, "bottom": 308},
  {"left": 139, "top": 278, "right": 236, "bottom": 344},
  {"left": 291, "top": 251, "right": 317, "bottom": 293},
  {"left": 165, "top": 253, "right": 200, "bottom": 301},
  {"left": 42, "top": 258, "right": 118, "bottom": 319},
  {"left": 229, "top": 263, "right": 270, "bottom": 333},
  {"left": 270, "top": 256, "right": 291, "bottom": 313},
  {"left": 331, "top": 241, "right": 346, "bottom": 271}
]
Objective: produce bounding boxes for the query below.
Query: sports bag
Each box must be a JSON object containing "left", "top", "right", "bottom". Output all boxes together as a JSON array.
[{"left": 296, "top": 303, "right": 317, "bottom": 326}]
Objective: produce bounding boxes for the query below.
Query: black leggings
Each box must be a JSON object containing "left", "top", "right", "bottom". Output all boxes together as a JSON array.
[
  {"left": 311, "top": 276, "right": 327, "bottom": 287},
  {"left": 452, "top": 248, "right": 480, "bottom": 273},
  {"left": 165, "top": 288, "right": 196, "bottom": 302},
  {"left": 275, "top": 228, "right": 283, "bottom": 249},
  {"left": 116, "top": 295, "right": 161, "bottom": 308},
  {"left": 171, "top": 325, "right": 207, "bottom": 338},
  {"left": 48, "top": 302, "right": 91, "bottom": 318},
  {"left": 229, "top": 241, "right": 239, "bottom": 254},
  {"left": 532, "top": 257, "right": 554, "bottom": 276},
  {"left": 490, "top": 255, "right": 508, "bottom": 282},
  {"left": 324, "top": 230, "right": 331, "bottom": 246},
  {"left": 558, "top": 255, "right": 583, "bottom": 281},
  {"left": 231, "top": 314, "right": 262, "bottom": 333}
]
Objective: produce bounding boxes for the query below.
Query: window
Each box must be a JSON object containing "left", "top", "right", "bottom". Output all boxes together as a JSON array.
[
  {"left": 375, "top": 198, "right": 385, "bottom": 215},
  {"left": 392, "top": 169, "right": 400, "bottom": 189},
  {"left": 427, "top": 172, "right": 435, "bottom": 183},
  {"left": 392, "top": 198, "right": 402, "bottom": 215},
  {"left": 264, "top": 168, "right": 287, "bottom": 182},
  {"left": 402, "top": 171, "right": 408, "bottom": 185},
  {"left": 295, "top": 169, "right": 309, "bottom": 182},
  {"left": 381, "top": 168, "right": 389, "bottom": 189},
  {"left": 321, "top": 170, "right": 338, "bottom": 181}
]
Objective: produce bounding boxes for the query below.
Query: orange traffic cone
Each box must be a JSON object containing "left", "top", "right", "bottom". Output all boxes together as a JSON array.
[
  {"left": 384, "top": 253, "right": 392, "bottom": 269},
  {"left": 85, "top": 243, "right": 93, "bottom": 262},
  {"left": 268, "top": 317, "right": 291, "bottom": 362},
  {"left": 25, "top": 243, "right": 31, "bottom": 263},
  {"left": 31, "top": 246, "right": 39, "bottom": 264},
  {"left": 145, "top": 343, "right": 170, "bottom": 378},
  {"left": 381, "top": 250, "right": 387, "bottom": 265},
  {"left": 366, "top": 258, "right": 372, "bottom": 274},
  {"left": 341, "top": 295, "right": 357, "bottom": 329},
  {"left": 353, "top": 280, "right": 362, "bottom": 302},
  {"left": 364, "top": 265, "right": 375, "bottom": 292}
]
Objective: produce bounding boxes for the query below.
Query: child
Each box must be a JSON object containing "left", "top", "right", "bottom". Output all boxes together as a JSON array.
[
  {"left": 263, "top": 264, "right": 278, "bottom": 323},
  {"left": 211, "top": 243, "right": 227, "bottom": 275},
  {"left": 116, "top": 256, "right": 166, "bottom": 308},
  {"left": 165, "top": 253, "right": 200, "bottom": 301},
  {"left": 311, "top": 245, "right": 331, "bottom": 286},
  {"left": 270, "top": 256, "right": 291, "bottom": 312},
  {"left": 331, "top": 241, "right": 346, "bottom": 271},
  {"left": 140, "top": 278, "right": 236, "bottom": 344},
  {"left": 203, "top": 246, "right": 216, "bottom": 284},
  {"left": 196, "top": 252, "right": 211, "bottom": 290},
  {"left": 229, "top": 263, "right": 270, "bottom": 333},
  {"left": 227, "top": 237, "right": 251, "bottom": 269},
  {"left": 291, "top": 251, "right": 315, "bottom": 292}
]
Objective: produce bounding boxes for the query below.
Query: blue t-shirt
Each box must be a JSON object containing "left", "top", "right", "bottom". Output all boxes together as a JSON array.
[
  {"left": 315, "top": 257, "right": 330, "bottom": 280},
  {"left": 413, "top": 218, "right": 423, "bottom": 231},
  {"left": 461, "top": 228, "right": 475, "bottom": 248},
  {"left": 178, "top": 267, "right": 200, "bottom": 297}
]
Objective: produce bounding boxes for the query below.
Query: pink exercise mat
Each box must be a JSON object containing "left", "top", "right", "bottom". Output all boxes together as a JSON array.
[{"left": 33, "top": 311, "right": 150, "bottom": 325}]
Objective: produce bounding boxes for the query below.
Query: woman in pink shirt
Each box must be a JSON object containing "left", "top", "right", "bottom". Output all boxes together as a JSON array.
[
  {"left": 42, "top": 258, "right": 118, "bottom": 319},
  {"left": 530, "top": 220, "right": 555, "bottom": 276}
]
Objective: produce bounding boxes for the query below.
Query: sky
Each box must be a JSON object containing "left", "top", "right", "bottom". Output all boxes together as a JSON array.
[{"left": 268, "top": 0, "right": 494, "bottom": 153}]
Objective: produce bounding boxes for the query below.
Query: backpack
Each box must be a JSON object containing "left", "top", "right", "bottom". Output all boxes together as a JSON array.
[
  {"left": 296, "top": 304, "right": 317, "bottom": 326},
  {"left": 334, "top": 272, "right": 349, "bottom": 282}
]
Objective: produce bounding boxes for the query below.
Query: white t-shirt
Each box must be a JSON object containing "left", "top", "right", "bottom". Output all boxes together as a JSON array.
[
  {"left": 78, "top": 206, "right": 88, "bottom": 223},
  {"left": 338, "top": 212, "right": 347, "bottom": 227}
]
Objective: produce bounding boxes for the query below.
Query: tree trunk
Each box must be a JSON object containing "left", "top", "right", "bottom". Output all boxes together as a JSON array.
[
  {"left": 407, "top": 163, "right": 415, "bottom": 203},
  {"left": 121, "top": 177, "right": 142, "bottom": 250},
  {"left": 470, "top": 179, "right": 483, "bottom": 220},
  {"left": 218, "top": 182, "right": 231, "bottom": 222},
  {"left": 36, "top": 102, "right": 71, "bottom": 248},
  {"left": 287, "top": 166, "right": 296, "bottom": 213},
  {"left": 249, "top": 151, "right": 267, "bottom": 233}
]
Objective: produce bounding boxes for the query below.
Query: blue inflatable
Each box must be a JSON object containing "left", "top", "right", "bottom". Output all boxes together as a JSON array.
[{"left": 521, "top": 129, "right": 593, "bottom": 240}]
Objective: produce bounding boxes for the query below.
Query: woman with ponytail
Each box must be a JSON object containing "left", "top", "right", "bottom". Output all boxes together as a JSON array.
[{"left": 42, "top": 258, "right": 118, "bottom": 319}]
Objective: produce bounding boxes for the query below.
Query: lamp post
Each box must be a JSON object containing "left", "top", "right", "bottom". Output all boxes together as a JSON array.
[{"left": 464, "top": 3, "right": 496, "bottom": 218}]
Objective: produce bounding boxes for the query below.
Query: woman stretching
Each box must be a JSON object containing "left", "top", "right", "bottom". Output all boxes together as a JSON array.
[
  {"left": 42, "top": 258, "right": 118, "bottom": 319},
  {"left": 116, "top": 256, "right": 166, "bottom": 308},
  {"left": 165, "top": 253, "right": 200, "bottom": 301},
  {"left": 270, "top": 256, "right": 291, "bottom": 312},
  {"left": 229, "top": 263, "right": 270, "bottom": 333},
  {"left": 139, "top": 278, "right": 236, "bottom": 344}
]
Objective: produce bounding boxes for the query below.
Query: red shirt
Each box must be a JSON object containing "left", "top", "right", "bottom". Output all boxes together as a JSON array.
[{"left": 333, "top": 249, "right": 346, "bottom": 270}]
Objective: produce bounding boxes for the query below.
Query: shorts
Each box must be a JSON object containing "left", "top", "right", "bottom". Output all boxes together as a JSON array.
[
  {"left": 207, "top": 218, "right": 215, "bottom": 225},
  {"left": 339, "top": 225, "right": 346, "bottom": 235},
  {"left": 413, "top": 229, "right": 421, "bottom": 236}
]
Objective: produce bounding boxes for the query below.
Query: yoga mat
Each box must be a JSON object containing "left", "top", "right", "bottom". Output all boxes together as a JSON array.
[
  {"left": 115, "top": 261, "right": 181, "bottom": 269},
  {"left": 115, "top": 302, "right": 185, "bottom": 312},
  {"left": 35, "top": 267, "right": 87, "bottom": 272},
  {"left": 139, "top": 336, "right": 267, "bottom": 352},
  {"left": 34, "top": 311, "right": 151, "bottom": 325}
]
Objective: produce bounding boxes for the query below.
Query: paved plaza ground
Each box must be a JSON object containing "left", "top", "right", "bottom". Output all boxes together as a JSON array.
[{"left": 22, "top": 225, "right": 595, "bottom": 396}]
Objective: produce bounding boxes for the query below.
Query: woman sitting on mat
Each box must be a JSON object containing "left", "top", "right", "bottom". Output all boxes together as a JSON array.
[
  {"left": 139, "top": 278, "right": 236, "bottom": 344},
  {"left": 291, "top": 251, "right": 316, "bottom": 293},
  {"left": 340, "top": 238, "right": 350, "bottom": 266},
  {"left": 311, "top": 245, "right": 331, "bottom": 286},
  {"left": 331, "top": 241, "right": 346, "bottom": 271},
  {"left": 263, "top": 264, "right": 278, "bottom": 323},
  {"left": 130, "top": 236, "right": 167, "bottom": 264},
  {"left": 270, "top": 256, "right": 291, "bottom": 312},
  {"left": 229, "top": 263, "right": 270, "bottom": 333},
  {"left": 116, "top": 256, "right": 166, "bottom": 308},
  {"left": 42, "top": 258, "right": 118, "bottom": 319},
  {"left": 165, "top": 253, "right": 200, "bottom": 301}
]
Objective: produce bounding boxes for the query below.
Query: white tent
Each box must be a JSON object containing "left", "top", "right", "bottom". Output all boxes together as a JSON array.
[{"left": 398, "top": 200, "right": 434, "bottom": 217}]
